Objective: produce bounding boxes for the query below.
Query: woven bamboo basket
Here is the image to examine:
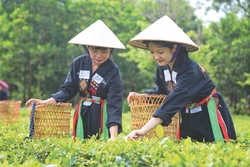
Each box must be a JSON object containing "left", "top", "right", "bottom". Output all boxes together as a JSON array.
[
  {"left": 0, "top": 100, "right": 21, "bottom": 123},
  {"left": 129, "top": 94, "right": 179, "bottom": 139},
  {"left": 28, "top": 102, "right": 72, "bottom": 139}
]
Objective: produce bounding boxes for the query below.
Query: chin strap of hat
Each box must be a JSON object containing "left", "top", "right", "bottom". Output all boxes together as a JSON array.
[
  {"left": 83, "top": 45, "right": 90, "bottom": 56},
  {"left": 169, "top": 44, "right": 182, "bottom": 63},
  {"left": 110, "top": 48, "right": 114, "bottom": 55}
]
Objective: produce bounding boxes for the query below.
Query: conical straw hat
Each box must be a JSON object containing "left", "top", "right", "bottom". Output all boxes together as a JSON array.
[
  {"left": 128, "top": 15, "right": 199, "bottom": 52},
  {"left": 68, "top": 20, "right": 126, "bottom": 49}
]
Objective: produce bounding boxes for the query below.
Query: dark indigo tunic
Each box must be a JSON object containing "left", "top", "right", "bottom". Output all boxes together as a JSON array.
[
  {"left": 146, "top": 49, "right": 236, "bottom": 142},
  {"left": 0, "top": 90, "right": 9, "bottom": 100},
  {"left": 51, "top": 54, "right": 123, "bottom": 139}
]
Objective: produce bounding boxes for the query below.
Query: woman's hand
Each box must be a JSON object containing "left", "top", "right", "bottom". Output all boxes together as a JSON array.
[
  {"left": 126, "top": 129, "right": 147, "bottom": 140},
  {"left": 127, "top": 92, "right": 140, "bottom": 105},
  {"left": 108, "top": 125, "right": 118, "bottom": 142},
  {"left": 108, "top": 136, "right": 117, "bottom": 142},
  {"left": 25, "top": 98, "right": 56, "bottom": 107},
  {"left": 126, "top": 117, "right": 163, "bottom": 140}
]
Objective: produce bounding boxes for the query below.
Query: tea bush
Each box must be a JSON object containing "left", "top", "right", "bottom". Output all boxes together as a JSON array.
[{"left": 0, "top": 110, "right": 249, "bottom": 166}]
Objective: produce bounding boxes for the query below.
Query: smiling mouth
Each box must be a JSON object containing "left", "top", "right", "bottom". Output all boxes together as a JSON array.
[{"left": 95, "top": 59, "right": 103, "bottom": 62}]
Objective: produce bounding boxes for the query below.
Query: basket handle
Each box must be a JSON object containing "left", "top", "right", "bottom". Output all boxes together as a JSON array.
[{"left": 29, "top": 102, "right": 36, "bottom": 138}]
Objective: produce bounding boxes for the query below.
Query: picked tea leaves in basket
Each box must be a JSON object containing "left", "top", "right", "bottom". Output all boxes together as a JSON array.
[
  {"left": 28, "top": 102, "right": 72, "bottom": 139},
  {"left": 0, "top": 100, "right": 21, "bottom": 123},
  {"left": 129, "top": 94, "right": 179, "bottom": 139}
]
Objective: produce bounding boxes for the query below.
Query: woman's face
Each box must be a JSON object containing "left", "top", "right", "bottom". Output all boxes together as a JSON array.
[
  {"left": 88, "top": 46, "right": 111, "bottom": 66},
  {"left": 148, "top": 42, "right": 176, "bottom": 66}
]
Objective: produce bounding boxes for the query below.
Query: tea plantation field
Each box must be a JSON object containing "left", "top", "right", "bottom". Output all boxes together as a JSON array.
[{"left": 0, "top": 108, "right": 249, "bottom": 166}]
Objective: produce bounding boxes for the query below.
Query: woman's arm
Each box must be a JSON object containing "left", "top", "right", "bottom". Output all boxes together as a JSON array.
[
  {"left": 51, "top": 58, "right": 80, "bottom": 102},
  {"left": 126, "top": 117, "right": 163, "bottom": 140}
]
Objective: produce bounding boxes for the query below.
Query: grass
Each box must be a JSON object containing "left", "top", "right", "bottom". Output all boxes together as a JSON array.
[{"left": 231, "top": 114, "right": 250, "bottom": 132}]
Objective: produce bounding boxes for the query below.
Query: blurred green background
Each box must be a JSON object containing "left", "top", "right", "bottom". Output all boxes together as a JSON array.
[{"left": 1, "top": 0, "right": 250, "bottom": 115}]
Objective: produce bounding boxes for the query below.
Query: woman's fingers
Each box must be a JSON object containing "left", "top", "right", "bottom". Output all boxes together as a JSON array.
[
  {"left": 25, "top": 98, "right": 56, "bottom": 107},
  {"left": 25, "top": 99, "right": 35, "bottom": 106},
  {"left": 127, "top": 92, "right": 133, "bottom": 104},
  {"left": 126, "top": 130, "right": 140, "bottom": 140},
  {"left": 127, "top": 92, "right": 139, "bottom": 104},
  {"left": 25, "top": 99, "right": 42, "bottom": 106}
]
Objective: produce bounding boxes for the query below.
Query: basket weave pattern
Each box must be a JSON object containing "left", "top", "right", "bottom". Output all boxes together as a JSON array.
[
  {"left": 28, "top": 103, "right": 72, "bottom": 139},
  {"left": 0, "top": 100, "right": 21, "bottom": 123},
  {"left": 129, "top": 94, "right": 179, "bottom": 138}
]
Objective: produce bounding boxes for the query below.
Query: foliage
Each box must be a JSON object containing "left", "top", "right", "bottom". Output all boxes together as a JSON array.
[
  {"left": 0, "top": 111, "right": 249, "bottom": 166},
  {"left": 208, "top": 0, "right": 250, "bottom": 17},
  {"left": 205, "top": 13, "right": 250, "bottom": 114},
  {"left": 238, "top": 73, "right": 250, "bottom": 87},
  {"left": 0, "top": 0, "right": 149, "bottom": 102},
  {"left": 0, "top": 0, "right": 77, "bottom": 101},
  {"left": 1, "top": 0, "right": 250, "bottom": 115}
]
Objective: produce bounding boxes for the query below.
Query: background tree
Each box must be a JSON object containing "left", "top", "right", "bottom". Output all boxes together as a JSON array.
[
  {"left": 201, "top": 0, "right": 250, "bottom": 114},
  {"left": 1, "top": 0, "right": 249, "bottom": 114},
  {"left": 0, "top": 0, "right": 77, "bottom": 102},
  {"left": 0, "top": 0, "right": 148, "bottom": 108}
]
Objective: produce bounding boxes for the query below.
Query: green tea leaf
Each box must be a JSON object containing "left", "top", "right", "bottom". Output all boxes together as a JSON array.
[{"left": 156, "top": 125, "right": 164, "bottom": 138}]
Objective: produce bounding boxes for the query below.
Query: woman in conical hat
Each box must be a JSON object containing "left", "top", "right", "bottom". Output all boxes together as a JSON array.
[
  {"left": 26, "top": 20, "right": 125, "bottom": 141},
  {"left": 126, "top": 15, "right": 236, "bottom": 143}
]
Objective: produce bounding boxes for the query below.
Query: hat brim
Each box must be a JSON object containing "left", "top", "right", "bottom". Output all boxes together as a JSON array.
[{"left": 128, "top": 39, "right": 199, "bottom": 52}]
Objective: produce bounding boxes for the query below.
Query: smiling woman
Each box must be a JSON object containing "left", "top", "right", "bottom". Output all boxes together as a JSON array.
[{"left": 126, "top": 15, "right": 236, "bottom": 143}]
